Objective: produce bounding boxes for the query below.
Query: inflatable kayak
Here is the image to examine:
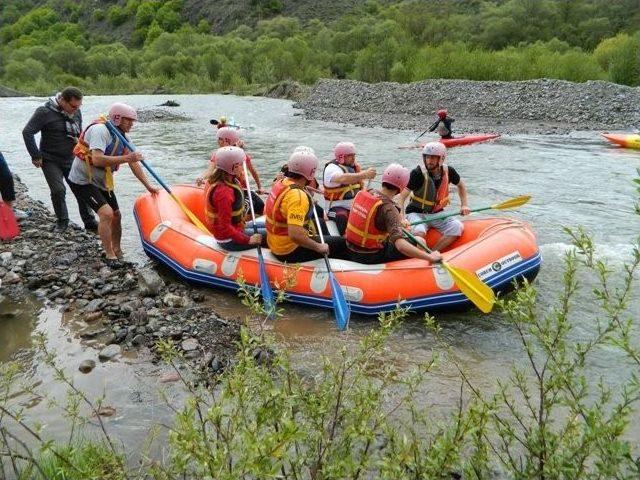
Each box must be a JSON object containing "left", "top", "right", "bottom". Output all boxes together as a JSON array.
[
  {"left": 134, "top": 185, "right": 541, "bottom": 316},
  {"left": 398, "top": 134, "right": 501, "bottom": 150},
  {"left": 602, "top": 133, "right": 640, "bottom": 150}
]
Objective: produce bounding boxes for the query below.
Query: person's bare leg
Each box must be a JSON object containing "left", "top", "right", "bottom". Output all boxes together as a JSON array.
[
  {"left": 432, "top": 235, "right": 458, "bottom": 252},
  {"left": 111, "top": 210, "right": 123, "bottom": 259},
  {"left": 97, "top": 205, "right": 116, "bottom": 258}
]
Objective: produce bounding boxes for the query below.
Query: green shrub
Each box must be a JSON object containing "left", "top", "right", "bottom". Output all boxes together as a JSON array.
[{"left": 107, "top": 5, "right": 128, "bottom": 27}]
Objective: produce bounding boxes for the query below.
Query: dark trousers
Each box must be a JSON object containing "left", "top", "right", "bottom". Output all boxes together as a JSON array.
[
  {"left": 0, "top": 152, "right": 16, "bottom": 202},
  {"left": 41, "top": 159, "right": 95, "bottom": 226},
  {"left": 347, "top": 241, "right": 408, "bottom": 264},
  {"left": 273, "top": 236, "right": 348, "bottom": 263}
]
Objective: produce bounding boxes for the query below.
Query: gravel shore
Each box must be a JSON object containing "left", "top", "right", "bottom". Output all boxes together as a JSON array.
[
  {"left": 1, "top": 178, "right": 244, "bottom": 373},
  {"left": 295, "top": 78, "right": 640, "bottom": 135}
]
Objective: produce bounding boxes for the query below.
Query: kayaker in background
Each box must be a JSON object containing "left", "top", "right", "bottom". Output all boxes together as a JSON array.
[
  {"left": 398, "top": 142, "right": 470, "bottom": 252},
  {"left": 322, "top": 141, "right": 376, "bottom": 235},
  {"left": 345, "top": 163, "right": 442, "bottom": 265},
  {"left": 428, "top": 109, "right": 454, "bottom": 139},
  {"left": 197, "top": 126, "right": 265, "bottom": 214},
  {"left": 203, "top": 146, "right": 262, "bottom": 251},
  {"left": 68, "top": 103, "right": 159, "bottom": 268},
  {"left": 209, "top": 116, "right": 228, "bottom": 129},
  {"left": 265, "top": 148, "right": 347, "bottom": 263}
]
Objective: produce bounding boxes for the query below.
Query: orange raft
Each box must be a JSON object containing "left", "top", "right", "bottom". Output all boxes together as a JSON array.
[{"left": 133, "top": 185, "right": 541, "bottom": 315}]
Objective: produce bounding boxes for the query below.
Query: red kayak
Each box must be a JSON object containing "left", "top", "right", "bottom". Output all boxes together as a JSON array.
[
  {"left": 398, "top": 134, "right": 501, "bottom": 150},
  {"left": 602, "top": 133, "right": 640, "bottom": 150}
]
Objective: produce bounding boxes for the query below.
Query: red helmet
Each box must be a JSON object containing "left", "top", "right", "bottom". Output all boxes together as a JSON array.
[
  {"left": 216, "top": 127, "right": 240, "bottom": 145},
  {"left": 333, "top": 141, "right": 356, "bottom": 164},
  {"left": 437, "top": 109, "right": 447, "bottom": 119},
  {"left": 108, "top": 103, "right": 137, "bottom": 126},
  {"left": 287, "top": 149, "right": 318, "bottom": 181},
  {"left": 382, "top": 163, "right": 409, "bottom": 191},
  {"left": 214, "top": 146, "right": 245, "bottom": 175}
]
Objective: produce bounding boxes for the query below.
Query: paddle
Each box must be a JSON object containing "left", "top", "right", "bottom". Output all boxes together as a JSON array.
[
  {"left": 402, "top": 229, "right": 495, "bottom": 313},
  {"left": 102, "top": 118, "right": 210, "bottom": 234},
  {"left": 0, "top": 202, "right": 20, "bottom": 241},
  {"left": 410, "top": 195, "right": 531, "bottom": 226},
  {"left": 242, "top": 161, "right": 276, "bottom": 319},
  {"left": 310, "top": 205, "right": 350, "bottom": 331}
]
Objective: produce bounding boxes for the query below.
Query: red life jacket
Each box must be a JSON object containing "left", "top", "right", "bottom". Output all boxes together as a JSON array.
[
  {"left": 204, "top": 180, "right": 245, "bottom": 235},
  {"left": 265, "top": 180, "right": 313, "bottom": 236},
  {"left": 323, "top": 160, "right": 363, "bottom": 201},
  {"left": 72, "top": 119, "right": 125, "bottom": 191},
  {"left": 345, "top": 190, "right": 389, "bottom": 251},
  {"left": 408, "top": 165, "right": 450, "bottom": 214}
]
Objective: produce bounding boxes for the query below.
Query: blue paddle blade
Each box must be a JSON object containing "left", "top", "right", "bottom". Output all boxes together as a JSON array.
[
  {"left": 258, "top": 256, "right": 276, "bottom": 320},
  {"left": 329, "top": 272, "right": 350, "bottom": 331}
]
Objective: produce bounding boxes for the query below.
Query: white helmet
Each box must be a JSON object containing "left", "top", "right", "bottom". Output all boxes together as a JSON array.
[
  {"left": 421, "top": 142, "right": 446, "bottom": 159},
  {"left": 293, "top": 145, "right": 316, "bottom": 155},
  {"left": 287, "top": 150, "right": 318, "bottom": 181}
]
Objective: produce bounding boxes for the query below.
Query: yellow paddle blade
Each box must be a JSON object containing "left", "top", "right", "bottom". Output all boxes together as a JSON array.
[
  {"left": 491, "top": 195, "right": 531, "bottom": 210},
  {"left": 172, "top": 194, "right": 210, "bottom": 234},
  {"left": 441, "top": 261, "right": 495, "bottom": 313}
]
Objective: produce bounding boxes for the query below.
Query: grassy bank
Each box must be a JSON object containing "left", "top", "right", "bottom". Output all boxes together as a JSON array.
[{"left": 1, "top": 1, "right": 639, "bottom": 97}]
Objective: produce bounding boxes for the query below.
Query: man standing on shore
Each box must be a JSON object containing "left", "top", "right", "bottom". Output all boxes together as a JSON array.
[{"left": 22, "top": 87, "right": 98, "bottom": 232}]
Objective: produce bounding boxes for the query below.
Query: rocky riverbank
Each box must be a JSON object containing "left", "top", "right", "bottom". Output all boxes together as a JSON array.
[
  {"left": 295, "top": 78, "right": 640, "bottom": 135},
  {"left": 1, "top": 177, "right": 243, "bottom": 374}
]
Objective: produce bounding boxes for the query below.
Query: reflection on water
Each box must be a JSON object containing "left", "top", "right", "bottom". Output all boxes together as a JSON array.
[
  {"left": 1, "top": 94, "right": 639, "bottom": 449},
  {"left": 0, "top": 296, "right": 39, "bottom": 362}
]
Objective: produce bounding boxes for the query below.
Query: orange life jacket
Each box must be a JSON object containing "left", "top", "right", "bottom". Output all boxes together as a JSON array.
[
  {"left": 73, "top": 119, "right": 125, "bottom": 191},
  {"left": 204, "top": 180, "right": 245, "bottom": 232},
  {"left": 265, "top": 180, "right": 314, "bottom": 236},
  {"left": 345, "top": 190, "right": 389, "bottom": 251},
  {"left": 323, "top": 160, "right": 363, "bottom": 201},
  {"left": 408, "top": 165, "right": 450, "bottom": 214}
]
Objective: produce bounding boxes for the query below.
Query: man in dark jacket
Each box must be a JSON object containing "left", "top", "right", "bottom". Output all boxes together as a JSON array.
[{"left": 22, "top": 87, "right": 97, "bottom": 232}]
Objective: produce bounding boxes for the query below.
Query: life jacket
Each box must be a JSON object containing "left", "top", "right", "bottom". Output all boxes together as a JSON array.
[
  {"left": 345, "top": 190, "right": 389, "bottom": 252},
  {"left": 408, "top": 165, "right": 450, "bottom": 214},
  {"left": 72, "top": 119, "right": 125, "bottom": 191},
  {"left": 204, "top": 180, "right": 245, "bottom": 233},
  {"left": 265, "top": 180, "right": 314, "bottom": 236},
  {"left": 323, "top": 160, "right": 363, "bottom": 202}
]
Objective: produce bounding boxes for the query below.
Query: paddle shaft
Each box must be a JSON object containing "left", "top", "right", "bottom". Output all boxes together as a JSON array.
[
  {"left": 104, "top": 121, "right": 172, "bottom": 193},
  {"left": 409, "top": 205, "right": 492, "bottom": 225},
  {"left": 242, "top": 160, "right": 276, "bottom": 318}
]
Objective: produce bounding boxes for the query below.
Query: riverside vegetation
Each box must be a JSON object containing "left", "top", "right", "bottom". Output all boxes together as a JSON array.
[
  {"left": 1, "top": 0, "right": 639, "bottom": 96},
  {"left": 1, "top": 169, "right": 639, "bottom": 478}
]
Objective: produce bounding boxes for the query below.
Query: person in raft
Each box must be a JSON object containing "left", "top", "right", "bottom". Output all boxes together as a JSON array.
[
  {"left": 209, "top": 116, "right": 228, "bottom": 129},
  {"left": 265, "top": 148, "right": 348, "bottom": 263},
  {"left": 203, "top": 146, "right": 262, "bottom": 251},
  {"left": 428, "top": 109, "right": 454, "bottom": 139},
  {"left": 322, "top": 141, "right": 376, "bottom": 235},
  {"left": 198, "top": 127, "right": 265, "bottom": 214},
  {"left": 68, "top": 103, "right": 159, "bottom": 268},
  {"left": 345, "top": 163, "right": 442, "bottom": 265},
  {"left": 397, "top": 142, "right": 470, "bottom": 252}
]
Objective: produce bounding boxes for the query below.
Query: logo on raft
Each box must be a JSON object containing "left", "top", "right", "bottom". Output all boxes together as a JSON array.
[{"left": 476, "top": 251, "right": 523, "bottom": 281}]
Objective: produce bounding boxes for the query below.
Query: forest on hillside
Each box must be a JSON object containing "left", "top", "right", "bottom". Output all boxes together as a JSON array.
[{"left": 1, "top": 0, "right": 639, "bottom": 95}]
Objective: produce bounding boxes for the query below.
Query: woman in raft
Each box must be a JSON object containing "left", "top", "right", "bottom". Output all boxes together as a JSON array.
[{"left": 203, "top": 146, "right": 262, "bottom": 251}]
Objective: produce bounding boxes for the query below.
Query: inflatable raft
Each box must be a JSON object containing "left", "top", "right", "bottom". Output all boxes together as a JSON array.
[
  {"left": 134, "top": 185, "right": 541, "bottom": 316},
  {"left": 602, "top": 133, "right": 640, "bottom": 150},
  {"left": 399, "top": 134, "right": 501, "bottom": 150}
]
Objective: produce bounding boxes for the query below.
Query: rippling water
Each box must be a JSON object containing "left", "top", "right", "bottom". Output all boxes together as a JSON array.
[{"left": 1, "top": 94, "right": 639, "bottom": 447}]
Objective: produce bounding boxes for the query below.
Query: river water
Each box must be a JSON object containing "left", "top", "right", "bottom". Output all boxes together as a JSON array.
[{"left": 1, "top": 94, "right": 639, "bottom": 452}]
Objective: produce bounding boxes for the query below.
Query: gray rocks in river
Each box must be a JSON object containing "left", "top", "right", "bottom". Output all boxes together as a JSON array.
[
  {"left": 296, "top": 78, "right": 640, "bottom": 135},
  {"left": 136, "top": 107, "right": 189, "bottom": 123},
  {"left": 1, "top": 176, "right": 241, "bottom": 372}
]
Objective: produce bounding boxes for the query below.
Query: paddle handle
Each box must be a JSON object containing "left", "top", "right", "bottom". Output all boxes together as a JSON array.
[{"left": 104, "top": 121, "right": 171, "bottom": 193}]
